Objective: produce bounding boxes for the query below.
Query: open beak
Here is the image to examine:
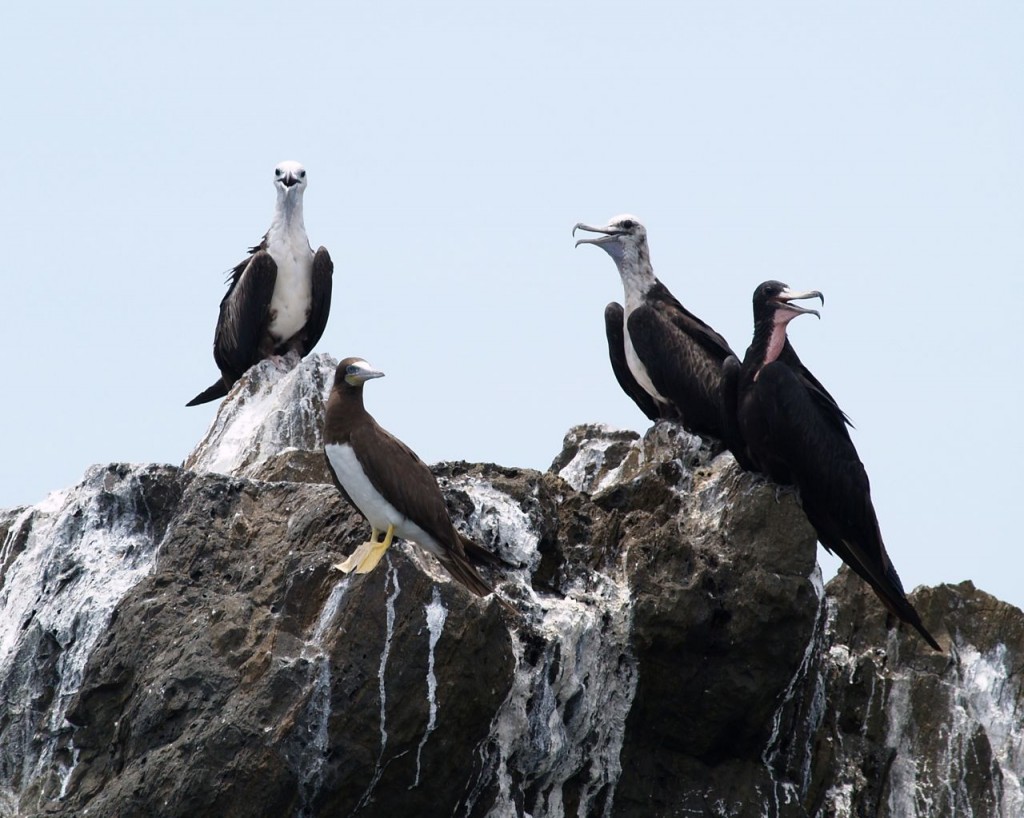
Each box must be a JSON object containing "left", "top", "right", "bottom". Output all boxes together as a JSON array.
[
  {"left": 573, "top": 222, "right": 622, "bottom": 248},
  {"left": 771, "top": 287, "right": 824, "bottom": 319}
]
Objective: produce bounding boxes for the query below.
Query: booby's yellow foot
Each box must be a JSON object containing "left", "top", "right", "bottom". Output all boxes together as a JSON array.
[
  {"left": 353, "top": 524, "right": 396, "bottom": 574},
  {"left": 334, "top": 541, "right": 377, "bottom": 574},
  {"left": 333, "top": 525, "right": 396, "bottom": 575}
]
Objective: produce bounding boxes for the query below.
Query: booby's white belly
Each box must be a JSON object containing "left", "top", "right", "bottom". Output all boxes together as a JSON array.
[
  {"left": 325, "top": 443, "right": 444, "bottom": 556},
  {"left": 623, "top": 311, "right": 667, "bottom": 403},
  {"left": 266, "top": 234, "right": 313, "bottom": 343}
]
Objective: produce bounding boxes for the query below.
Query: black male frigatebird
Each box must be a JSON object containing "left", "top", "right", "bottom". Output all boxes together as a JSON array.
[{"left": 727, "top": 281, "right": 941, "bottom": 650}]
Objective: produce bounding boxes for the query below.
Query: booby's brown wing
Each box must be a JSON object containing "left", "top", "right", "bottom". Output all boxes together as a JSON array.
[
  {"left": 299, "top": 246, "right": 333, "bottom": 355},
  {"left": 212, "top": 250, "right": 277, "bottom": 381},
  {"left": 604, "top": 302, "right": 661, "bottom": 421},
  {"left": 348, "top": 421, "right": 465, "bottom": 555},
  {"left": 350, "top": 421, "right": 496, "bottom": 597}
]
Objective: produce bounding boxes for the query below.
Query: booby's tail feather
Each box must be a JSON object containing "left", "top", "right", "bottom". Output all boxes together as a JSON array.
[
  {"left": 458, "top": 532, "right": 503, "bottom": 567},
  {"left": 436, "top": 551, "right": 495, "bottom": 598}
]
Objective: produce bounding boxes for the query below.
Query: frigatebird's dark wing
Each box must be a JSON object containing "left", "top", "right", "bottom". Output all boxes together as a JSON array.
[
  {"left": 720, "top": 355, "right": 760, "bottom": 472},
  {"left": 747, "top": 361, "right": 940, "bottom": 650},
  {"left": 185, "top": 244, "right": 277, "bottom": 406},
  {"left": 299, "top": 246, "right": 334, "bottom": 355},
  {"left": 604, "top": 302, "right": 661, "bottom": 421},
  {"left": 212, "top": 250, "right": 277, "bottom": 381},
  {"left": 625, "top": 283, "right": 736, "bottom": 438},
  {"left": 777, "top": 342, "right": 853, "bottom": 435}
]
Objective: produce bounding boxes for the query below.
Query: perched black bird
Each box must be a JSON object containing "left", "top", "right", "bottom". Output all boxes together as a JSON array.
[
  {"left": 727, "top": 281, "right": 941, "bottom": 651},
  {"left": 187, "top": 161, "right": 333, "bottom": 406},
  {"left": 323, "top": 357, "right": 500, "bottom": 600},
  {"left": 574, "top": 215, "right": 738, "bottom": 444}
]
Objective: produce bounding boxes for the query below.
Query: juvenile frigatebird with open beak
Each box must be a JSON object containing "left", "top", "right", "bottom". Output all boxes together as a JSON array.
[
  {"left": 574, "top": 215, "right": 752, "bottom": 465},
  {"left": 726, "top": 281, "right": 941, "bottom": 651}
]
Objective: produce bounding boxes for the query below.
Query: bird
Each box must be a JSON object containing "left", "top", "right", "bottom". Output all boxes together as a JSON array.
[
  {"left": 727, "top": 280, "right": 941, "bottom": 651},
  {"left": 323, "top": 357, "right": 500, "bottom": 600},
  {"left": 573, "top": 215, "right": 740, "bottom": 446},
  {"left": 187, "top": 160, "right": 333, "bottom": 406}
]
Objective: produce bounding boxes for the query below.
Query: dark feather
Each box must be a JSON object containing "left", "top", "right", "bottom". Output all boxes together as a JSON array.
[
  {"left": 626, "top": 289, "right": 736, "bottom": 439},
  {"left": 604, "top": 302, "right": 661, "bottom": 421},
  {"left": 298, "top": 246, "right": 333, "bottom": 355},
  {"left": 212, "top": 250, "right": 278, "bottom": 380},
  {"left": 738, "top": 356, "right": 940, "bottom": 651}
]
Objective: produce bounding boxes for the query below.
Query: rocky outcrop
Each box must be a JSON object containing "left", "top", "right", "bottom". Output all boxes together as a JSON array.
[{"left": 0, "top": 354, "right": 1020, "bottom": 817}]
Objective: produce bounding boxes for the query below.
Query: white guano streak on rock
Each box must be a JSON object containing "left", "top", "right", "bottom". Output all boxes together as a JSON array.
[
  {"left": 0, "top": 467, "right": 163, "bottom": 808},
  {"left": 761, "top": 565, "right": 827, "bottom": 817},
  {"left": 185, "top": 353, "right": 336, "bottom": 478},
  {"left": 885, "top": 641, "right": 1024, "bottom": 818},
  {"left": 470, "top": 574, "right": 637, "bottom": 818},
  {"left": 355, "top": 557, "right": 401, "bottom": 811},
  {"left": 461, "top": 478, "right": 541, "bottom": 574},
  {"left": 556, "top": 427, "right": 625, "bottom": 494},
  {"left": 956, "top": 644, "right": 1024, "bottom": 815},
  {"left": 412, "top": 586, "right": 447, "bottom": 789},
  {"left": 296, "top": 579, "right": 349, "bottom": 816}
]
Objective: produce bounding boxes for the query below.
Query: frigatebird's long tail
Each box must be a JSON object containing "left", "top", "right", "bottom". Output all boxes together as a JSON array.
[
  {"left": 829, "top": 539, "right": 942, "bottom": 652},
  {"left": 186, "top": 378, "right": 229, "bottom": 407},
  {"left": 867, "top": 568, "right": 942, "bottom": 652}
]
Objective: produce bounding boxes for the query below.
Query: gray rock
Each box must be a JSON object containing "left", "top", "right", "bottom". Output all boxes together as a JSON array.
[{"left": 0, "top": 356, "right": 1020, "bottom": 818}]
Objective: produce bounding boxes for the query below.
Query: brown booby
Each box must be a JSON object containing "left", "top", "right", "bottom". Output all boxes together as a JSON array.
[
  {"left": 187, "top": 161, "right": 333, "bottom": 406},
  {"left": 323, "top": 357, "right": 499, "bottom": 599},
  {"left": 574, "top": 215, "right": 751, "bottom": 463},
  {"left": 728, "top": 281, "right": 941, "bottom": 651}
]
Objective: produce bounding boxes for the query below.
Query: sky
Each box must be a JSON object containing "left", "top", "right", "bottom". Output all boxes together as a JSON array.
[{"left": 2, "top": 2, "right": 1022, "bottom": 609}]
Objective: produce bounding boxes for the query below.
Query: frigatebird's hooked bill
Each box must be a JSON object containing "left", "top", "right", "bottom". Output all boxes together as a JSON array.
[{"left": 187, "top": 161, "right": 333, "bottom": 406}]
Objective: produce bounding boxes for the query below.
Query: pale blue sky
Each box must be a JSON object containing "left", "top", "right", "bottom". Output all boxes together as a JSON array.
[{"left": 3, "top": 2, "right": 1022, "bottom": 607}]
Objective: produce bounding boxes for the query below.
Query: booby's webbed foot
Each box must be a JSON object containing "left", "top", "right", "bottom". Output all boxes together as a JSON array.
[{"left": 333, "top": 525, "right": 396, "bottom": 575}]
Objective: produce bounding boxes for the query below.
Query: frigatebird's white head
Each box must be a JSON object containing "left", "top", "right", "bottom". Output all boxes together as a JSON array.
[
  {"left": 573, "top": 214, "right": 649, "bottom": 268},
  {"left": 574, "top": 214, "right": 656, "bottom": 304},
  {"left": 337, "top": 357, "right": 385, "bottom": 388},
  {"left": 273, "top": 160, "right": 308, "bottom": 196}
]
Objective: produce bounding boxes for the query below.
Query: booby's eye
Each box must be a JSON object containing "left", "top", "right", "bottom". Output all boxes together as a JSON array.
[
  {"left": 275, "top": 169, "right": 283, "bottom": 177},
  {"left": 298, "top": 170, "right": 306, "bottom": 178},
  {"left": 619, "top": 219, "right": 636, "bottom": 230}
]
